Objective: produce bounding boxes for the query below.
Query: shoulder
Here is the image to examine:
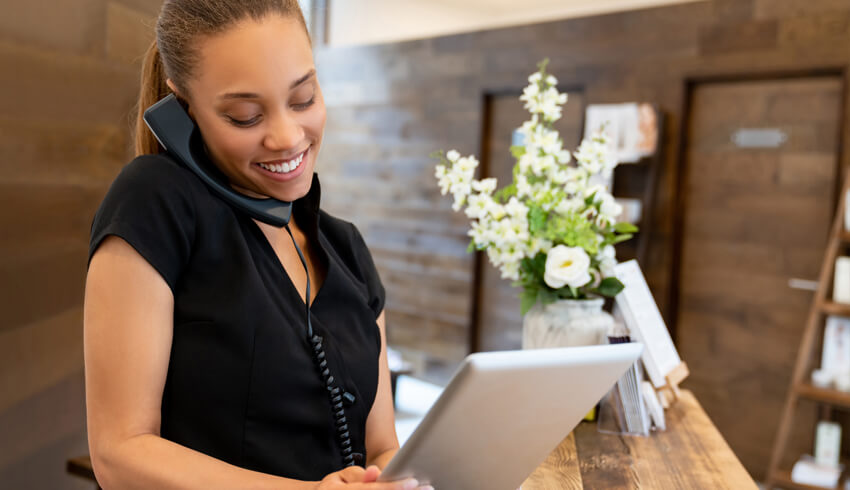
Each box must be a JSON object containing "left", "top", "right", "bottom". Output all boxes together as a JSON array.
[
  {"left": 109, "top": 153, "right": 205, "bottom": 199},
  {"left": 318, "top": 210, "right": 370, "bottom": 262},
  {"left": 88, "top": 153, "right": 206, "bottom": 290},
  {"left": 318, "top": 210, "right": 386, "bottom": 316}
]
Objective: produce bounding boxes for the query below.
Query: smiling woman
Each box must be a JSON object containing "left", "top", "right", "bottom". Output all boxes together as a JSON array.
[{"left": 83, "top": 1, "right": 428, "bottom": 489}]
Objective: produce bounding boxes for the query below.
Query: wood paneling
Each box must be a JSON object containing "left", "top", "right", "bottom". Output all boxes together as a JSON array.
[
  {"left": 315, "top": 0, "right": 850, "bottom": 480},
  {"left": 524, "top": 390, "right": 757, "bottom": 489},
  {"left": 677, "top": 76, "right": 842, "bottom": 476},
  {"left": 0, "top": 1, "right": 159, "bottom": 488}
]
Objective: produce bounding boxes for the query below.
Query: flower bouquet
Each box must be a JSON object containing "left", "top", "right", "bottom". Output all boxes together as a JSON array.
[{"left": 434, "top": 59, "right": 637, "bottom": 315}]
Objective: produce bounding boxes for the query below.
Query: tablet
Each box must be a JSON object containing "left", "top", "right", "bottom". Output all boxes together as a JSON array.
[{"left": 378, "top": 343, "right": 643, "bottom": 489}]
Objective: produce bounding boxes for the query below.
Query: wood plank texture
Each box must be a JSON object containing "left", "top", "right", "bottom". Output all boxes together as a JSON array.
[
  {"left": 0, "top": 1, "right": 158, "bottom": 488},
  {"left": 678, "top": 76, "right": 842, "bottom": 479},
  {"left": 522, "top": 390, "right": 757, "bottom": 489}
]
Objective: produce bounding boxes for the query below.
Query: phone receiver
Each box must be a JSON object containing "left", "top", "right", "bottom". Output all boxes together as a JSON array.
[{"left": 143, "top": 93, "right": 292, "bottom": 227}]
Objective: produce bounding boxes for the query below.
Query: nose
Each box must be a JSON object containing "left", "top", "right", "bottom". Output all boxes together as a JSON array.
[{"left": 263, "top": 110, "right": 304, "bottom": 152}]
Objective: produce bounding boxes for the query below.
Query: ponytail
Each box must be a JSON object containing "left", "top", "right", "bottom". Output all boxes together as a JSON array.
[{"left": 134, "top": 40, "right": 171, "bottom": 156}]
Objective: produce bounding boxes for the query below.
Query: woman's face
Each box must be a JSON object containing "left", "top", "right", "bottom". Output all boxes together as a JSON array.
[{"left": 172, "top": 14, "right": 325, "bottom": 202}]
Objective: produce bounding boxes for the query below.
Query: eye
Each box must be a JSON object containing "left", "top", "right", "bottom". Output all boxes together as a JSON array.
[
  {"left": 226, "top": 115, "right": 261, "bottom": 128},
  {"left": 292, "top": 96, "right": 315, "bottom": 111}
]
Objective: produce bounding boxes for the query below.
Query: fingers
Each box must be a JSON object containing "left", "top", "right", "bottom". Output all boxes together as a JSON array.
[
  {"left": 335, "top": 465, "right": 367, "bottom": 483},
  {"left": 380, "top": 478, "right": 432, "bottom": 490},
  {"left": 362, "top": 465, "right": 381, "bottom": 483}
]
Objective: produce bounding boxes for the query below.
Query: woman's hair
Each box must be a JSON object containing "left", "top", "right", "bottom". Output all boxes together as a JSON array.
[{"left": 134, "top": 0, "right": 309, "bottom": 156}]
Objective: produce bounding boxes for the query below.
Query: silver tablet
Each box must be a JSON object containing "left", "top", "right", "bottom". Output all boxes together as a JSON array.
[{"left": 379, "top": 343, "right": 643, "bottom": 489}]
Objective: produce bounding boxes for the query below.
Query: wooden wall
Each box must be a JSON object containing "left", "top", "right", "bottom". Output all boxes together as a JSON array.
[
  {"left": 314, "top": 0, "right": 850, "bottom": 479},
  {"left": 316, "top": 0, "right": 850, "bottom": 358},
  {"left": 0, "top": 1, "right": 159, "bottom": 487}
]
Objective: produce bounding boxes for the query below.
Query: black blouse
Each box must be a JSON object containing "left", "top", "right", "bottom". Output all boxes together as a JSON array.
[{"left": 87, "top": 154, "right": 386, "bottom": 480}]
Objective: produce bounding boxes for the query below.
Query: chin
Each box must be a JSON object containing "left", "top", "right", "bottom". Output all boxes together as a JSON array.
[{"left": 271, "top": 172, "right": 314, "bottom": 203}]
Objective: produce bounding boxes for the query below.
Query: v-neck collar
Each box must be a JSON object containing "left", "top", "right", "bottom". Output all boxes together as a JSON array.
[{"left": 245, "top": 173, "right": 332, "bottom": 310}]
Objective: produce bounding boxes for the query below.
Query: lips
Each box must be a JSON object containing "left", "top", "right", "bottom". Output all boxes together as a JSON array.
[{"left": 254, "top": 147, "right": 309, "bottom": 181}]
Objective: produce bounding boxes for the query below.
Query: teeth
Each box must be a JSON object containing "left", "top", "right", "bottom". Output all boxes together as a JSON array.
[{"left": 258, "top": 150, "right": 305, "bottom": 174}]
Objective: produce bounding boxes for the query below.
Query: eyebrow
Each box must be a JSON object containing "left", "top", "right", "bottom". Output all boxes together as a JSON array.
[{"left": 218, "top": 69, "right": 316, "bottom": 100}]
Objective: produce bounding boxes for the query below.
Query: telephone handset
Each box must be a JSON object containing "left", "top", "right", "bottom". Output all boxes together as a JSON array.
[
  {"left": 143, "top": 93, "right": 293, "bottom": 227},
  {"left": 143, "top": 94, "right": 362, "bottom": 468}
]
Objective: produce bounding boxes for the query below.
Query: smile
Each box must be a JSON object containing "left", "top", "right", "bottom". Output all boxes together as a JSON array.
[{"left": 257, "top": 149, "right": 307, "bottom": 174}]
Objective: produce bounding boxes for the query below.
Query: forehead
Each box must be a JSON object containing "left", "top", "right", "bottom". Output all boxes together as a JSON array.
[{"left": 191, "top": 14, "right": 313, "bottom": 95}]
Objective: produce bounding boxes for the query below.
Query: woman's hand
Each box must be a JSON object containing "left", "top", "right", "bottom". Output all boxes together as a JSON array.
[{"left": 316, "top": 465, "right": 433, "bottom": 489}]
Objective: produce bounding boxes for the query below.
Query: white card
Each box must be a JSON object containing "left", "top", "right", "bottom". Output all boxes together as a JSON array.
[{"left": 614, "top": 260, "right": 682, "bottom": 388}]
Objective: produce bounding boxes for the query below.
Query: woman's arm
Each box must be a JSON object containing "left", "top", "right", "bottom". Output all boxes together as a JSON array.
[
  {"left": 363, "top": 312, "right": 401, "bottom": 470},
  {"left": 86, "top": 236, "right": 418, "bottom": 490},
  {"left": 85, "top": 235, "right": 317, "bottom": 490}
]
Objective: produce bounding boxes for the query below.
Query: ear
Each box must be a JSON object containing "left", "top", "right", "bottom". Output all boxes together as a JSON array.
[
  {"left": 165, "top": 78, "right": 195, "bottom": 118},
  {"left": 165, "top": 78, "right": 178, "bottom": 95}
]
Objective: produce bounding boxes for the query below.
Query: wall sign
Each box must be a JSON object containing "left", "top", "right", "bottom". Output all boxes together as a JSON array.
[{"left": 732, "top": 128, "right": 788, "bottom": 148}]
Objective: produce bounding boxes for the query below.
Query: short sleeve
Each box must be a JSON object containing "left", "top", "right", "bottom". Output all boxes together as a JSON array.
[
  {"left": 348, "top": 223, "right": 386, "bottom": 318},
  {"left": 88, "top": 154, "right": 197, "bottom": 294}
]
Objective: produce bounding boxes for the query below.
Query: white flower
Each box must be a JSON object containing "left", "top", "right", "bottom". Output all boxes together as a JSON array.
[
  {"left": 554, "top": 197, "right": 583, "bottom": 216},
  {"left": 505, "top": 197, "right": 529, "bottom": 220},
  {"left": 544, "top": 245, "right": 592, "bottom": 289},
  {"left": 435, "top": 165, "right": 451, "bottom": 195},
  {"left": 599, "top": 193, "right": 623, "bottom": 220},
  {"left": 516, "top": 174, "right": 532, "bottom": 198},
  {"left": 456, "top": 156, "right": 479, "bottom": 173},
  {"left": 446, "top": 149, "right": 461, "bottom": 162},
  {"left": 598, "top": 245, "right": 617, "bottom": 277},
  {"left": 472, "top": 177, "right": 497, "bottom": 195}
]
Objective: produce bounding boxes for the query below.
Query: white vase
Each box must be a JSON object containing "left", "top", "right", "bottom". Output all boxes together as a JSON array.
[{"left": 522, "top": 297, "right": 613, "bottom": 349}]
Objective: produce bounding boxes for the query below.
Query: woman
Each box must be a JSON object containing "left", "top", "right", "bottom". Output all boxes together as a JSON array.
[{"left": 84, "top": 1, "right": 428, "bottom": 488}]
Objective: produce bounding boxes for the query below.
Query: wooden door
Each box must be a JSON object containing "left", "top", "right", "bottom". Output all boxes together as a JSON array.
[
  {"left": 677, "top": 76, "right": 843, "bottom": 478},
  {"left": 474, "top": 90, "right": 585, "bottom": 352}
]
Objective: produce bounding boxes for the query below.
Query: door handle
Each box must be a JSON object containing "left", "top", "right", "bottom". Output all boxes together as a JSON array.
[{"left": 788, "top": 278, "right": 819, "bottom": 291}]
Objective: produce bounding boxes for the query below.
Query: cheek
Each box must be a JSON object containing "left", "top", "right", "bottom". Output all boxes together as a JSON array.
[
  {"left": 209, "top": 125, "right": 262, "bottom": 164},
  {"left": 305, "top": 103, "right": 327, "bottom": 138}
]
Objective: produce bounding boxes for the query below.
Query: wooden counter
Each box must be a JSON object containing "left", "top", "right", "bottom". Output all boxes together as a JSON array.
[
  {"left": 523, "top": 390, "right": 757, "bottom": 489},
  {"left": 69, "top": 390, "right": 754, "bottom": 489}
]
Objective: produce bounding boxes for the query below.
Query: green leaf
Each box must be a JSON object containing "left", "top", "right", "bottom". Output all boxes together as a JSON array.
[
  {"left": 520, "top": 288, "right": 538, "bottom": 315},
  {"left": 596, "top": 277, "right": 625, "bottom": 297},
  {"left": 494, "top": 183, "right": 517, "bottom": 202},
  {"left": 510, "top": 145, "right": 526, "bottom": 159},
  {"left": 467, "top": 241, "right": 476, "bottom": 253},
  {"left": 614, "top": 222, "right": 639, "bottom": 233},
  {"left": 429, "top": 150, "right": 445, "bottom": 160},
  {"left": 538, "top": 288, "right": 558, "bottom": 306},
  {"left": 528, "top": 206, "right": 547, "bottom": 235},
  {"left": 611, "top": 233, "right": 633, "bottom": 244}
]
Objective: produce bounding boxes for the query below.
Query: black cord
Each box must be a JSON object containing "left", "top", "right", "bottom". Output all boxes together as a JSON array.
[{"left": 284, "top": 224, "right": 358, "bottom": 468}]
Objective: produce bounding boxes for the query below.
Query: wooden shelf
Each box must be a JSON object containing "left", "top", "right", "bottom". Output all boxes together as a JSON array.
[
  {"left": 770, "top": 469, "right": 839, "bottom": 490},
  {"left": 768, "top": 174, "right": 850, "bottom": 490},
  {"left": 796, "top": 382, "right": 850, "bottom": 409},
  {"left": 821, "top": 301, "right": 850, "bottom": 317}
]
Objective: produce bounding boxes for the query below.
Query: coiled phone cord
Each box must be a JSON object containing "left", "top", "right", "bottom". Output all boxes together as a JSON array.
[{"left": 284, "top": 224, "right": 358, "bottom": 468}]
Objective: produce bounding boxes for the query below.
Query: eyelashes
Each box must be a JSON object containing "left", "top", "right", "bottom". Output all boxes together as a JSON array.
[
  {"left": 226, "top": 97, "right": 316, "bottom": 128},
  {"left": 227, "top": 115, "right": 261, "bottom": 127},
  {"left": 292, "top": 97, "right": 316, "bottom": 111}
]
